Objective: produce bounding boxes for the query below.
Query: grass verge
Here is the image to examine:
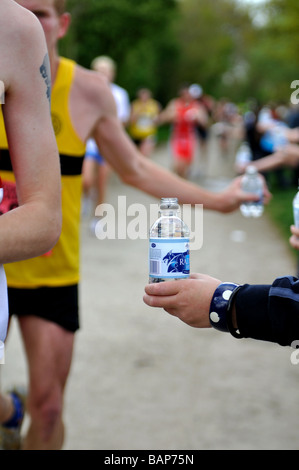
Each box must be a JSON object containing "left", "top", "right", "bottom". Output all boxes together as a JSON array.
[{"left": 265, "top": 170, "right": 298, "bottom": 263}]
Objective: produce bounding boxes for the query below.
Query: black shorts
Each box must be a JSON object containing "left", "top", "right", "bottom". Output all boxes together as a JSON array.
[
  {"left": 7, "top": 284, "right": 80, "bottom": 333},
  {"left": 133, "top": 138, "right": 142, "bottom": 146}
]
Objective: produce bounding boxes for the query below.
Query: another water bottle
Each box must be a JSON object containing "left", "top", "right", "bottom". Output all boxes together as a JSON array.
[
  {"left": 293, "top": 182, "right": 299, "bottom": 228},
  {"left": 149, "top": 198, "right": 190, "bottom": 283},
  {"left": 235, "top": 142, "right": 252, "bottom": 173},
  {"left": 0, "top": 176, "right": 3, "bottom": 204},
  {"left": 240, "top": 165, "right": 264, "bottom": 218}
]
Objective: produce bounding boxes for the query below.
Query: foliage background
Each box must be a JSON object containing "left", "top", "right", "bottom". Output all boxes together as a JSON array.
[
  {"left": 60, "top": 0, "right": 299, "bottom": 105},
  {"left": 59, "top": 0, "right": 299, "bottom": 253}
]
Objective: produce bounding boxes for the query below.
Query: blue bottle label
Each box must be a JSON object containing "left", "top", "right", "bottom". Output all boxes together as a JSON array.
[
  {"left": 293, "top": 203, "right": 299, "bottom": 228},
  {"left": 149, "top": 238, "right": 190, "bottom": 279}
]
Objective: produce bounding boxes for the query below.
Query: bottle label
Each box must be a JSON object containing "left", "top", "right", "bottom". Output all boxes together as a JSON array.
[
  {"left": 293, "top": 204, "right": 299, "bottom": 228},
  {"left": 149, "top": 238, "right": 190, "bottom": 279}
]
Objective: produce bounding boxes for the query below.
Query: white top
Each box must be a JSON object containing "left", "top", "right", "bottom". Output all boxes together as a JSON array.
[
  {"left": 110, "top": 83, "right": 131, "bottom": 124},
  {"left": 85, "top": 82, "right": 131, "bottom": 157},
  {"left": 0, "top": 265, "right": 8, "bottom": 343}
]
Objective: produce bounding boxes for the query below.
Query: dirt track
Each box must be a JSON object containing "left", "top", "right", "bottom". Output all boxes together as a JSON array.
[{"left": 2, "top": 134, "right": 299, "bottom": 450}]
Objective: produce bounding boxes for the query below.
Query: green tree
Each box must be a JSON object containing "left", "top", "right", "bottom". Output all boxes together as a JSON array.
[
  {"left": 175, "top": 0, "right": 299, "bottom": 104},
  {"left": 60, "top": 0, "right": 180, "bottom": 102},
  {"left": 59, "top": 0, "right": 299, "bottom": 106},
  {"left": 246, "top": 0, "right": 299, "bottom": 103},
  {"left": 174, "top": 0, "right": 254, "bottom": 100}
]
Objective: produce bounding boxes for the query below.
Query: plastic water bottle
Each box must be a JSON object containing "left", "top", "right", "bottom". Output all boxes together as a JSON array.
[
  {"left": 149, "top": 198, "right": 190, "bottom": 283},
  {"left": 0, "top": 176, "right": 3, "bottom": 204},
  {"left": 240, "top": 165, "right": 264, "bottom": 218},
  {"left": 293, "top": 182, "right": 299, "bottom": 228},
  {"left": 235, "top": 142, "right": 252, "bottom": 173},
  {"left": 272, "top": 124, "right": 288, "bottom": 151}
]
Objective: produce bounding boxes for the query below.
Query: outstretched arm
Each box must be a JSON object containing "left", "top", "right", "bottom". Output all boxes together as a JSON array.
[
  {"left": 251, "top": 144, "right": 299, "bottom": 173},
  {"left": 91, "top": 86, "right": 271, "bottom": 213},
  {"left": 144, "top": 270, "right": 299, "bottom": 347}
]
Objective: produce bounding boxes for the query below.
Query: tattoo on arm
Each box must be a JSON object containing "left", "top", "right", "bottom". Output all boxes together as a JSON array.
[{"left": 39, "top": 54, "right": 51, "bottom": 105}]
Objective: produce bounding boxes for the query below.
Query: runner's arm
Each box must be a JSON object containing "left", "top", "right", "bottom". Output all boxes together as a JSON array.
[
  {"left": 0, "top": 11, "right": 61, "bottom": 263},
  {"left": 91, "top": 85, "right": 270, "bottom": 212}
]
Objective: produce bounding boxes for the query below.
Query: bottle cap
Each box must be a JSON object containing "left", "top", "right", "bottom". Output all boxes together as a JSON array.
[
  {"left": 160, "top": 198, "right": 179, "bottom": 210},
  {"left": 246, "top": 165, "right": 257, "bottom": 175}
]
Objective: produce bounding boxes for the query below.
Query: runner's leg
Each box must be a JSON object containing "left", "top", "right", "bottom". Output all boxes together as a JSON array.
[{"left": 18, "top": 315, "right": 74, "bottom": 450}]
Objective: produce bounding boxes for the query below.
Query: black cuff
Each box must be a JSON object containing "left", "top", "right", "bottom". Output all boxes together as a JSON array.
[
  {"left": 234, "top": 284, "right": 272, "bottom": 342},
  {"left": 209, "top": 283, "right": 242, "bottom": 336}
]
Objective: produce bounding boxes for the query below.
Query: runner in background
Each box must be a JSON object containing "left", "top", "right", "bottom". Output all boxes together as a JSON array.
[
  {"left": 82, "top": 56, "right": 131, "bottom": 232},
  {"left": 129, "top": 88, "right": 161, "bottom": 157},
  {"left": 158, "top": 84, "right": 208, "bottom": 178}
]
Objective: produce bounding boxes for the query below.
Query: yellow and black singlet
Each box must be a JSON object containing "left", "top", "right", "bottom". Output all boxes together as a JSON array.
[
  {"left": 129, "top": 99, "right": 160, "bottom": 140},
  {"left": 0, "top": 57, "right": 86, "bottom": 288}
]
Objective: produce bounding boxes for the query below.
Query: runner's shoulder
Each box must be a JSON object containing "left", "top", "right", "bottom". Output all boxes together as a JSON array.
[
  {"left": 73, "top": 64, "right": 114, "bottom": 107},
  {"left": 2, "top": 1, "right": 44, "bottom": 43},
  {"left": 0, "top": 1, "right": 46, "bottom": 88}
]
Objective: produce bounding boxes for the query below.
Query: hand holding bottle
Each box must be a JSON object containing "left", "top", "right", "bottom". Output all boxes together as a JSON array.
[{"left": 144, "top": 273, "right": 222, "bottom": 328}]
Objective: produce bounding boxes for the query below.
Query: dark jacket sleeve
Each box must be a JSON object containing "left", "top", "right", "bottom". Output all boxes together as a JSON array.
[{"left": 234, "top": 276, "right": 299, "bottom": 347}]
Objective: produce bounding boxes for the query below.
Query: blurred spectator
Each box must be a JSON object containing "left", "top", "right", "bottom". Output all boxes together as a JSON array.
[
  {"left": 158, "top": 83, "right": 208, "bottom": 178},
  {"left": 129, "top": 88, "right": 161, "bottom": 157},
  {"left": 82, "top": 56, "right": 130, "bottom": 232}
]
